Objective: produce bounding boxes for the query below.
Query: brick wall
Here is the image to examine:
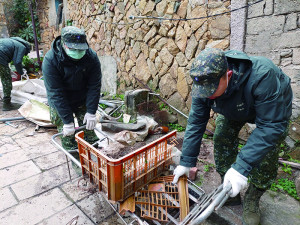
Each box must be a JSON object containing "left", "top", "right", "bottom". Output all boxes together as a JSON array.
[
  {"left": 244, "top": 0, "right": 300, "bottom": 120},
  {"left": 37, "top": 0, "right": 232, "bottom": 126}
]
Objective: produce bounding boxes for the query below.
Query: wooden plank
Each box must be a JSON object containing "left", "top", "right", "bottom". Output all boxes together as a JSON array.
[{"left": 119, "top": 195, "right": 135, "bottom": 215}]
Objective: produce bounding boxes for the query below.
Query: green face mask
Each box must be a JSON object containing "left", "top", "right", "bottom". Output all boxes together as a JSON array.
[{"left": 62, "top": 44, "right": 86, "bottom": 60}]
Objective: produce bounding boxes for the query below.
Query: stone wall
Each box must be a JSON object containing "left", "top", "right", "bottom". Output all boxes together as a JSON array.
[
  {"left": 244, "top": 0, "right": 300, "bottom": 120},
  {"left": 0, "top": 0, "right": 9, "bottom": 38},
  {"left": 37, "top": 0, "right": 231, "bottom": 125}
]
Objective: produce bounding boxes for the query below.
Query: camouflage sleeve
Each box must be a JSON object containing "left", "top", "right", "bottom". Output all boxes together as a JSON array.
[{"left": 180, "top": 97, "right": 211, "bottom": 167}]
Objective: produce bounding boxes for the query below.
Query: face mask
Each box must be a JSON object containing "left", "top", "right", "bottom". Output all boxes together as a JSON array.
[{"left": 62, "top": 43, "right": 86, "bottom": 60}]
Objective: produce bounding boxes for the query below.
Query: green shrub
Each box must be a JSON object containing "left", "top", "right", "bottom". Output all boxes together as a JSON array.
[
  {"left": 270, "top": 178, "right": 299, "bottom": 201},
  {"left": 282, "top": 163, "right": 292, "bottom": 175},
  {"left": 5, "top": 0, "right": 40, "bottom": 43},
  {"left": 168, "top": 123, "right": 185, "bottom": 132}
]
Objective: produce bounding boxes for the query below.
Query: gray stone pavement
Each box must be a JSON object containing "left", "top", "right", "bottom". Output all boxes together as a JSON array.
[{"left": 0, "top": 109, "right": 125, "bottom": 225}]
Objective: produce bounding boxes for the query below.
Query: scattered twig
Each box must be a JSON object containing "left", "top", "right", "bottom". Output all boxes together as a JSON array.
[
  {"left": 278, "top": 159, "right": 300, "bottom": 170},
  {"left": 66, "top": 215, "right": 79, "bottom": 225}
]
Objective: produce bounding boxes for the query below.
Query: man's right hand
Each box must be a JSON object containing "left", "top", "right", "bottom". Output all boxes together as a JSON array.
[
  {"left": 172, "top": 165, "right": 190, "bottom": 184},
  {"left": 63, "top": 123, "right": 75, "bottom": 137}
]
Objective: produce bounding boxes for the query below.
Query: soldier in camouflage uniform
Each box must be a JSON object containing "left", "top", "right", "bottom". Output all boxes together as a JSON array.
[
  {"left": 0, "top": 37, "right": 31, "bottom": 111},
  {"left": 173, "top": 48, "right": 293, "bottom": 225},
  {"left": 42, "top": 26, "right": 101, "bottom": 165}
]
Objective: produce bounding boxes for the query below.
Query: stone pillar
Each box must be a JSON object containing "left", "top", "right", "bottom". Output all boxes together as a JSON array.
[
  {"left": 124, "top": 89, "right": 150, "bottom": 120},
  {"left": 230, "top": 0, "right": 247, "bottom": 51},
  {"left": 99, "top": 56, "right": 117, "bottom": 96},
  {"left": 0, "top": 0, "right": 9, "bottom": 38}
]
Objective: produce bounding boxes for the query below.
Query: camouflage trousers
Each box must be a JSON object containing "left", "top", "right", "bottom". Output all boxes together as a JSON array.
[
  {"left": 0, "top": 64, "right": 12, "bottom": 98},
  {"left": 50, "top": 105, "right": 99, "bottom": 150},
  {"left": 213, "top": 115, "right": 287, "bottom": 190}
]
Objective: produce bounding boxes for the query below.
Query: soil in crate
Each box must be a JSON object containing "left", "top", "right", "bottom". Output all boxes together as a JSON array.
[{"left": 96, "top": 133, "right": 168, "bottom": 159}]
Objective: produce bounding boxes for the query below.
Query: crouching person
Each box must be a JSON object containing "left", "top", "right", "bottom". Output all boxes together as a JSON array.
[
  {"left": 43, "top": 26, "right": 102, "bottom": 173},
  {"left": 172, "top": 48, "right": 293, "bottom": 225},
  {"left": 0, "top": 37, "right": 31, "bottom": 111}
]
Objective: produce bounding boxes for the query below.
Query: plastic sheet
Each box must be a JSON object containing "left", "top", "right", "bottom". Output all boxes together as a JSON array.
[
  {"left": 0, "top": 79, "right": 47, "bottom": 104},
  {"left": 18, "top": 99, "right": 55, "bottom": 127}
]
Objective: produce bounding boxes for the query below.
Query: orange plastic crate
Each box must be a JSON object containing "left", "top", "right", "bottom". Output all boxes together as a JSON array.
[{"left": 75, "top": 130, "right": 177, "bottom": 202}]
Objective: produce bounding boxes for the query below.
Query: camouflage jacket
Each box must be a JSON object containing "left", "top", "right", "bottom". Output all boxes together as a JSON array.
[
  {"left": 0, "top": 37, "right": 31, "bottom": 74},
  {"left": 42, "top": 36, "right": 102, "bottom": 124},
  {"left": 180, "top": 50, "right": 293, "bottom": 177}
]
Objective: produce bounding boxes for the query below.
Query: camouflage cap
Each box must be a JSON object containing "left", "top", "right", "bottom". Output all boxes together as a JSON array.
[
  {"left": 61, "top": 26, "right": 88, "bottom": 50},
  {"left": 190, "top": 48, "right": 227, "bottom": 98}
]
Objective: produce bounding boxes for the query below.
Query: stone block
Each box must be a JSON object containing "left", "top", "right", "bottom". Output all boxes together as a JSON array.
[
  {"left": 33, "top": 151, "right": 67, "bottom": 170},
  {"left": 0, "top": 188, "right": 72, "bottom": 224},
  {"left": 260, "top": 190, "right": 300, "bottom": 225},
  {"left": 177, "top": 67, "right": 189, "bottom": 100},
  {"left": 36, "top": 204, "right": 94, "bottom": 225},
  {"left": 284, "top": 13, "right": 298, "bottom": 31},
  {"left": 167, "top": 92, "right": 186, "bottom": 113},
  {"left": 247, "top": 0, "right": 273, "bottom": 18},
  {"left": 0, "top": 161, "right": 41, "bottom": 188},
  {"left": 274, "top": 0, "right": 300, "bottom": 15},
  {"left": 245, "top": 34, "right": 274, "bottom": 53},
  {"left": 185, "top": 34, "right": 198, "bottom": 60},
  {"left": 210, "top": 15, "right": 230, "bottom": 39},
  {"left": 60, "top": 177, "right": 92, "bottom": 202},
  {"left": 159, "top": 74, "right": 177, "bottom": 98},
  {"left": 292, "top": 48, "right": 300, "bottom": 65},
  {"left": 0, "top": 150, "right": 31, "bottom": 170},
  {"left": 206, "top": 40, "right": 229, "bottom": 50},
  {"left": 0, "top": 187, "right": 18, "bottom": 212},
  {"left": 23, "top": 142, "right": 58, "bottom": 160},
  {"left": 281, "top": 57, "right": 292, "bottom": 67},
  {"left": 14, "top": 132, "right": 54, "bottom": 148},
  {"left": 289, "top": 122, "right": 300, "bottom": 142},
  {"left": 76, "top": 193, "right": 114, "bottom": 224},
  {"left": 11, "top": 163, "right": 77, "bottom": 200},
  {"left": 135, "top": 53, "right": 151, "bottom": 83},
  {"left": 0, "top": 142, "right": 21, "bottom": 154},
  {"left": 295, "top": 175, "right": 300, "bottom": 198},
  {"left": 247, "top": 16, "right": 285, "bottom": 35},
  {"left": 189, "top": 167, "right": 198, "bottom": 181},
  {"left": 280, "top": 65, "right": 300, "bottom": 83}
]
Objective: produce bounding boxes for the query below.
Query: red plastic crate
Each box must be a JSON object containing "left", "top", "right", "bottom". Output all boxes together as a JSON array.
[{"left": 75, "top": 130, "right": 177, "bottom": 202}]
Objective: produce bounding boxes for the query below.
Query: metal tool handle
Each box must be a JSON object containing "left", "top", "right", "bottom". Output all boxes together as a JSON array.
[
  {"left": 51, "top": 125, "right": 86, "bottom": 168},
  {"left": 188, "top": 183, "right": 232, "bottom": 225}
]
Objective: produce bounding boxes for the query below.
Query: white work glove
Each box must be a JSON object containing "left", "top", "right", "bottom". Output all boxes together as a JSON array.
[
  {"left": 172, "top": 165, "right": 190, "bottom": 184},
  {"left": 83, "top": 112, "right": 97, "bottom": 130},
  {"left": 223, "top": 168, "right": 248, "bottom": 197},
  {"left": 63, "top": 123, "right": 75, "bottom": 137}
]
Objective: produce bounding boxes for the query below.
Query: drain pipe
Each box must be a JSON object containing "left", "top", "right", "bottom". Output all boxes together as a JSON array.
[
  {"left": 28, "top": 0, "right": 41, "bottom": 67},
  {"left": 131, "top": 74, "right": 214, "bottom": 135}
]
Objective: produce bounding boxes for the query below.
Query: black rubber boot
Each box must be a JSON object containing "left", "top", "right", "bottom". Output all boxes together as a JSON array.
[
  {"left": 2, "top": 97, "right": 22, "bottom": 111},
  {"left": 70, "top": 152, "right": 82, "bottom": 176},
  {"left": 225, "top": 193, "right": 242, "bottom": 206},
  {"left": 242, "top": 184, "right": 265, "bottom": 225}
]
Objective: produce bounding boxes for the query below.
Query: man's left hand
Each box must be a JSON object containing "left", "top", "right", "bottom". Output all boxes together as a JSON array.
[
  {"left": 83, "top": 113, "right": 97, "bottom": 130},
  {"left": 223, "top": 168, "right": 248, "bottom": 197}
]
